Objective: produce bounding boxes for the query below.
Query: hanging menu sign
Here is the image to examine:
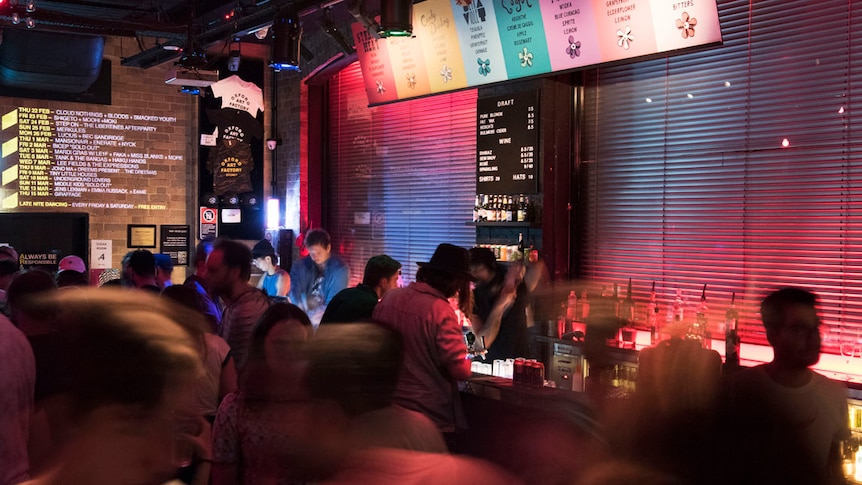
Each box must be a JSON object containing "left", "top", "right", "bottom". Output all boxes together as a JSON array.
[
  {"left": 354, "top": 0, "right": 722, "bottom": 105},
  {"left": 476, "top": 90, "right": 539, "bottom": 194}
]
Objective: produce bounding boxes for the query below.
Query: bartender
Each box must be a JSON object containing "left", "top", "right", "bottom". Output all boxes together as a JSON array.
[{"left": 469, "top": 247, "right": 530, "bottom": 362}]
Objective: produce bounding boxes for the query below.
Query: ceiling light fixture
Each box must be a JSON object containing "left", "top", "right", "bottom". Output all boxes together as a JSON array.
[
  {"left": 379, "top": 0, "right": 413, "bottom": 37},
  {"left": 269, "top": 7, "right": 302, "bottom": 72}
]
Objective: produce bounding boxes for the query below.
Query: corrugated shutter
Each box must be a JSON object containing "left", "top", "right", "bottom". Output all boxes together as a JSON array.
[
  {"left": 581, "top": 0, "right": 862, "bottom": 351},
  {"left": 327, "top": 62, "right": 478, "bottom": 285}
]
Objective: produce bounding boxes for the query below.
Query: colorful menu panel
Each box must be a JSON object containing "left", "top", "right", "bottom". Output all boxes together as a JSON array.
[
  {"left": 354, "top": 0, "right": 721, "bottom": 105},
  {"left": 386, "top": 35, "right": 433, "bottom": 98},
  {"left": 451, "top": 0, "right": 509, "bottom": 85},
  {"left": 352, "top": 23, "right": 399, "bottom": 104},
  {"left": 540, "top": 0, "right": 603, "bottom": 71},
  {"left": 412, "top": 0, "right": 469, "bottom": 93},
  {"left": 494, "top": 0, "right": 552, "bottom": 80}
]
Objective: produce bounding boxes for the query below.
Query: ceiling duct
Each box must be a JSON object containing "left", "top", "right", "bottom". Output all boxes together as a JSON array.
[{"left": 0, "top": 29, "right": 104, "bottom": 93}]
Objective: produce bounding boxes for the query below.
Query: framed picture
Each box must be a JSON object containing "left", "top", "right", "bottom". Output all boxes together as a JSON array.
[{"left": 127, "top": 224, "right": 157, "bottom": 248}]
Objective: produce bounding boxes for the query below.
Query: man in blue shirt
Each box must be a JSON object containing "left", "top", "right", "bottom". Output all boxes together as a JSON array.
[{"left": 289, "top": 229, "right": 349, "bottom": 327}]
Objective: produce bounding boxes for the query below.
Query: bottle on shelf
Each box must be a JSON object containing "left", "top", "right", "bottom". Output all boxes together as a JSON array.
[
  {"left": 725, "top": 292, "right": 740, "bottom": 368},
  {"left": 647, "top": 281, "right": 658, "bottom": 345},
  {"left": 479, "top": 195, "right": 489, "bottom": 222},
  {"left": 619, "top": 277, "right": 636, "bottom": 324},
  {"left": 692, "top": 284, "right": 710, "bottom": 348},
  {"left": 517, "top": 194, "right": 527, "bottom": 222},
  {"left": 580, "top": 289, "right": 590, "bottom": 321},
  {"left": 506, "top": 195, "right": 515, "bottom": 222},
  {"left": 473, "top": 195, "right": 481, "bottom": 223},
  {"left": 566, "top": 290, "right": 577, "bottom": 323},
  {"left": 673, "top": 288, "right": 685, "bottom": 322},
  {"left": 612, "top": 282, "right": 621, "bottom": 318},
  {"left": 517, "top": 232, "right": 525, "bottom": 259}
]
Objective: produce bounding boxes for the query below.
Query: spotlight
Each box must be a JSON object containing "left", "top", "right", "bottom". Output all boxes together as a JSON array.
[
  {"left": 25, "top": 0, "right": 35, "bottom": 13},
  {"left": 227, "top": 38, "right": 241, "bottom": 72},
  {"left": 25, "top": 16, "right": 34, "bottom": 29},
  {"left": 379, "top": 0, "right": 413, "bottom": 37},
  {"left": 269, "top": 7, "right": 302, "bottom": 72},
  {"left": 11, "top": 12, "right": 20, "bottom": 24}
]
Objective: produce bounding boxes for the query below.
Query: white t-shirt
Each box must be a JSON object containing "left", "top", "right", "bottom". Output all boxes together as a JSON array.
[{"left": 210, "top": 75, "right": 264, "bottom": 118}]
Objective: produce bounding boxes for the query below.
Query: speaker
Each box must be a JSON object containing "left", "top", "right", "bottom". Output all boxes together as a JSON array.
[{"left": 277, "top": 229, "right": 295, "bottom": 273}]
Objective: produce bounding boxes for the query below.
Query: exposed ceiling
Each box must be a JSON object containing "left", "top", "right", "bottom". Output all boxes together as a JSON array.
[{"left": 0, "top": 0, "right": 370, "bottom": 68}]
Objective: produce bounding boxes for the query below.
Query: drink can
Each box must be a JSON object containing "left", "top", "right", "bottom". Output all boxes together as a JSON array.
[{"left": 513, "top": 358, "right": 526, "bottom": 386}]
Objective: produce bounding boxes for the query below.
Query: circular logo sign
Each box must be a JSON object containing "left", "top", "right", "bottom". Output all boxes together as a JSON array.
[{"left": 201, "top": 208, "right": 216, "bottom": 223}]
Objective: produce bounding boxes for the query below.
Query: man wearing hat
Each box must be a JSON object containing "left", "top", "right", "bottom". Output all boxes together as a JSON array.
[
  {"left": 372, "top": 243, "right": 475, "bottom": 446},
  {"left": 56, "top": 255, "right": 89, "bottom": 288}
]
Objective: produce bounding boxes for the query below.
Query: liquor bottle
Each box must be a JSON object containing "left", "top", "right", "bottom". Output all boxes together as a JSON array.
[
  {"left": 725, "top": 292, "right": 740, "bottom": 368},
  {"left": 580, "top": 289, "right": 590, "bottom": 320},
  {"left": 694, "top": 284, "right": 709, "bottom": 348},
  {"left": 506, "top": 195, "right": 515, "bottom": 222},
  {"left": 619, "top": 278, "right": 636, "bottom": 324},
  {"left": 517, "top": 232, "right": 525, "bottom": 259},
  {"left": 517, "top": 194, "right": 527, "bottom": 222},
  {"left": 566, "top": 290, "right": 577, "bottom": 323},
  {"left": 647, "top": 281, "right": 658, "bottom": 345},
  {"left": 487, "top": 195, "right": 496, "bottom": 222},
  {"left": 673, "top": 288, "right": 685, "bottom": 322},
  {"left": 473, "top": 195, "right": 481, "bottom": 223},
  {"left": 479, "top": 195, "right": 489, "bottom": 222},
  {"left": 495, "top": 195, "right": 504, "bottom": 222}
]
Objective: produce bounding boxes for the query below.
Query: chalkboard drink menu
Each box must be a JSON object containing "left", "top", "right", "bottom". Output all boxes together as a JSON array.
[{"left": 476, "top": 90, "right": 539, "bottom": 195}]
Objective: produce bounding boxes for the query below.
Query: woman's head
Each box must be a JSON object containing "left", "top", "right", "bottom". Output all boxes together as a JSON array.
[{"left": 242, "top": 303, "right": 313, "bottom": 398}]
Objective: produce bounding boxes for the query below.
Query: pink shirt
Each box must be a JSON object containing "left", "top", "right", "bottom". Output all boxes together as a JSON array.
[{"left": 372, "top": 282, "right": 470, "bottom": 432}]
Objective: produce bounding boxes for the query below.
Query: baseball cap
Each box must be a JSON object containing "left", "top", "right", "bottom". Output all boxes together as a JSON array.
[
  {"left": 154, "top": 253, "right": 174, "bottom": 271},
  {"left": 59, "top": 255, "right": 87, "bottom": 273}
]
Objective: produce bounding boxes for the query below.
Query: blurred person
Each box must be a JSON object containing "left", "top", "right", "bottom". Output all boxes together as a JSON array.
[
  {"left": 372, "top": 243, "right": 475, "bottom": 446},
  {"left": 469, "top": 247, "right": 529, "bottom": 362},
  {"left": 5, "top": 270, "right": 61, "bottom": 472},
  {"left": 251, "top": 239, "right": 290, "bottom": 298},
  {"left": 183, "top": 240, "right": 222, "bottom": 331},
  {"left": 206, "top": 239, "right": 269, "bottom": 372},
  {"left": 127, "top": 249, "right": 160, "bottom": 292},
  {"left": 722, "top": 287, "right": 849, "bottom": 485},
  {"left": 55, "top": 255, "right": 88, "bottom": 288},
  {"left": 162, "top": 285, "right": 238, "bottom": 485},
  {"left": 119, "top": 250, "right": 136, "bottom": 287},
  {"left": 154, "top": 254, "right": 175, "bottom": 289},
  {"left": 0, "top": 311, "right": 35, "bottom": 485},
  {"left": 17, "top": 288, "right": 205, "bottom": 485},
  {"left": 0, "top": 244, "right": 21, "bottom": 314},
  {"left": 211, "top": 303, "right": 319, "bottom": 485},
  {"left": 306, "top": 321, "right": 523, "bottom": 485},
  {"left": 320, "top": 254, "right": 401, "bottom": 325},
  {"left": 288, "top": 228, "right": 349, "bottom": 327}
]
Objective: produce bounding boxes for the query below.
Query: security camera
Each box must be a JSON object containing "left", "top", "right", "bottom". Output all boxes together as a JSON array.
[{"left": 266, "top": 139, "right": 281, "bottom": 151}]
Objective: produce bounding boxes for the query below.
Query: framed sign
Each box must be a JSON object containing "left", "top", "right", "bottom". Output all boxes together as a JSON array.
[{"left": 127, "top": 224, "right": 156, "bottom": 248}]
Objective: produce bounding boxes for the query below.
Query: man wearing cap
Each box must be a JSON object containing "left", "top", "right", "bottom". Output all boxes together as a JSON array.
[
  {"left": 372, "top": 244, "right": 474, "bottom": 444},
  {"left": 56, "top": 255, "right": 89, "bottom": 288},
  {"left": 0, "top": 245, "right": 20, "bottom": 314},
  {"left": 320, "top": 254, "right": 401, "bottom": 324},
  {"left": 154, "top": 254, "right": 174, "bottom": 289},
  {"left": 127, "top": 250, "right": 161, "bottom": 293},
  {"left": 252, "top": 239, "right": 290, "bottom": 298}
]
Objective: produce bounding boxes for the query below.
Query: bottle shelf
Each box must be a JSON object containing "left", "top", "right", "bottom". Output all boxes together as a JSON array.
[{"left": 466, "top": 221, "right": 538, "bottom": 227}]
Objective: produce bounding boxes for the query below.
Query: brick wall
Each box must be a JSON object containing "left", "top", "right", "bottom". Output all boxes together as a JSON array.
[{"left": 0, "top": 36, "right": 198, "bottom": 281}]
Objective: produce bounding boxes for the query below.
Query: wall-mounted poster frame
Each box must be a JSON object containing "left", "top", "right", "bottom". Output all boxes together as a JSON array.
[{"left": 127, "top": 224, "right": 156, "bottom": 248}]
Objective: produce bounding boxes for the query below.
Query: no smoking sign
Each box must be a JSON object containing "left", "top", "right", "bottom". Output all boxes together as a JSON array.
[{"left": 200, "top": 207, "right": 218, "bottom": 239}]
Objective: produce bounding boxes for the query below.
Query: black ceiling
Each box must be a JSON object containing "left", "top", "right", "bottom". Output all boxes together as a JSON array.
[{"left": 0, "top": 0, "right": 371, "bottom": 68}]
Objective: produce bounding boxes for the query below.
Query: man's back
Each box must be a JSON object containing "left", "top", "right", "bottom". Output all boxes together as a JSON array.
[
  {"left": 372, "top": 282, "right": 468, "bottom": 433},
  {"left": 320, "top": 284, "right": 378, "bottom": 324}
]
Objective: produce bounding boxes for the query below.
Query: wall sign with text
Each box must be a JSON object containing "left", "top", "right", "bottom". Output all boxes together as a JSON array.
[
  {"left": 354, "top": 0, "right": 721, "bottom": 105},
  {"left": 477, "top": 90, "right": 539, "bottom": 194}
]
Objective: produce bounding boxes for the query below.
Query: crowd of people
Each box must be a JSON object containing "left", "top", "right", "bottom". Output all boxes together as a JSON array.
[{"left": 0, "top": 231, "right": 852, "bottom": 485}]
